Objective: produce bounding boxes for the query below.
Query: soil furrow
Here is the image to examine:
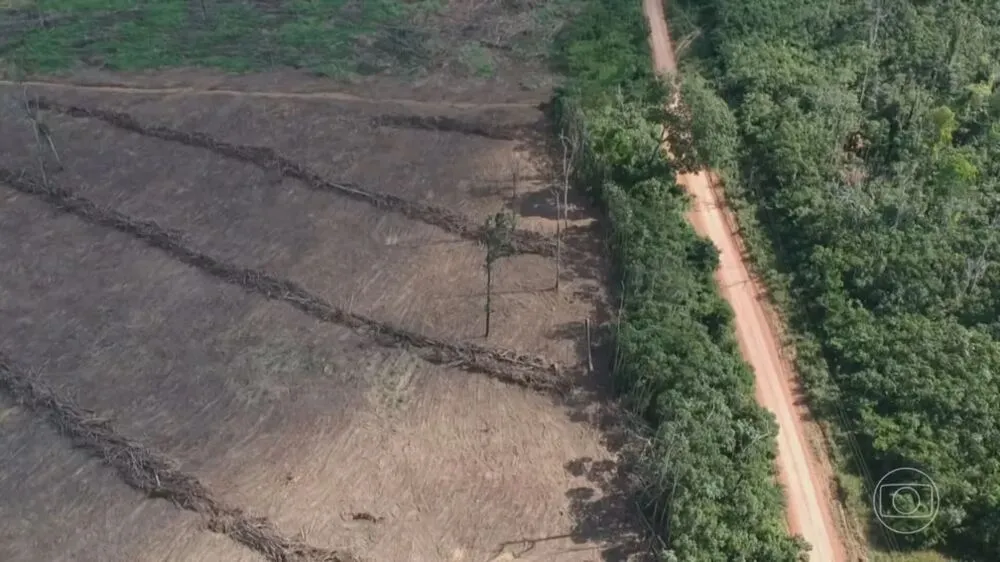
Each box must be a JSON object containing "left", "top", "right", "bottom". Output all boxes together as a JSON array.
[
  {"left": 0, "top": 351, "right": 360, "bottom": 562},
  {"left": 30, "top": 97, "right": 557, "bottom": 257},
  {"left": 0, "top": 168, "right": 566, "bottom": 393}
]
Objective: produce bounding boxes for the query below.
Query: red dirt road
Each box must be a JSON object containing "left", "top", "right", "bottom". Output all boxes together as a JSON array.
[{"left": 642, "top": 1, "right": 848, "bottom": 560}]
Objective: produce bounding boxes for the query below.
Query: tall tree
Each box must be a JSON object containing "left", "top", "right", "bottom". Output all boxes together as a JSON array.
[
  {"left": 674, "top": 0, "right": 1000, "bottom": 555},
  {"left": 482, "top": 211, "right": 517, "bottom": 338}
]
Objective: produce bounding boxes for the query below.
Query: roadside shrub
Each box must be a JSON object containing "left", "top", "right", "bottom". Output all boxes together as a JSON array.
[{"left": 552, "top": 1, "right": 805, "bottom": 559}]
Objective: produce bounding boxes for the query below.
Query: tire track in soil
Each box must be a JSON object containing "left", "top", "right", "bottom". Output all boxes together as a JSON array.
[
  {"left": 642, "top": 1, "right": 848, "bottom": 560},
  {"left": 0, "top": 351, "right": 360, "bottom": 562},
  {"left": 29, "top": 98, "right": 557, "bottom": 258},
  {"left": 1, "top": 79, "right": 543, "bottom": 111},
  {"left": 0, "top": 168, "right": 566, "bottom": 394}
]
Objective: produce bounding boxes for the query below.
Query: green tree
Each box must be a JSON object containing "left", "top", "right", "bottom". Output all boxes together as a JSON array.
[
  {"left": 672, "top": 0, "right": 1000, "bottom": 556},
  {"left": 482, "top": 211, "right": 517, "bottom": 338}
]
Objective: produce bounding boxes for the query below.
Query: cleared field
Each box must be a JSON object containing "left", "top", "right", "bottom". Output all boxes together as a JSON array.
[
  {"left": 0, "top": 395, "right": 264, "bottom": 562},
  {"left": 0, "top": 64, "right": 643, "bottom": 562},
  {"left": 0, "top": 84, "right": 600, "bottom": 362}
]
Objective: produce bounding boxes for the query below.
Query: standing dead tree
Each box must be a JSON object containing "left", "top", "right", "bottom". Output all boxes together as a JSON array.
[
  {"left": 3, "top": 65, "right": 61, "bottom": 185},
  {"left": 559, "top": 132, "right": 577, "bottom": 231},
  {"left": 955, "top": 211, "right": 1000, "bottom": 307},
  {"left": 554, "top": 130, "right": 579, "bottom": 291},
  {"left": 15, "top": 87, "right": 62, "bottom": 184},
  {"left": 483, "top": 211, "right": 518, "bottom": 338},
  {"left": 552, "top": 182, "right": 563, "bottom": 292},
  {"left": 510, "top": 154, "right": 521, "bottom": 202}
]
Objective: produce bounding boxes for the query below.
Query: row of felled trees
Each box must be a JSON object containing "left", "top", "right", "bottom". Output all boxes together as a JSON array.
[
  {"left": 667, "top": 0, "right": 1000, "bottom": 558},
  {"left": 480, "top": 138, "right": 577, "bottom": 338},
  {"left": 551, "top": 1, "right": 806, "bottom": 560}
]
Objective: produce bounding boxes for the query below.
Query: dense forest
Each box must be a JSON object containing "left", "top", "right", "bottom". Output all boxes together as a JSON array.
[
  {"left": 667, "top": 0, "right": 1000, "bottom": 558},
  {"left": 553, "top": 1, "right": 805, "bottom": 560}
]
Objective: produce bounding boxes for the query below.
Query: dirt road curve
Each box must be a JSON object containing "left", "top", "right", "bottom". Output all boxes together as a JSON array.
[{"left": 641, "top": 1, "right": 848, "bottom": 561}]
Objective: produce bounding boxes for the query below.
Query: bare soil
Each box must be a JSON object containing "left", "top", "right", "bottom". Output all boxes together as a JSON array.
[
  {"left": 12, "top": 67, "right": 555, "bottom": 107},
  {"left": 0, "top": 69, "right": 644, "bottom": 562},
  {"left": 0, "top": 394, "right": 264, "bottom": 562}
]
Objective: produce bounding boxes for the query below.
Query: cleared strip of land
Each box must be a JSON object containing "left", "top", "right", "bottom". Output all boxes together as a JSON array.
[
  {"left": 2, "top": 79, "right": 543, "bottom": 110},
  {"left": 0, "top": 168, "right": 566, "bottom": 392},
  {"left": 29, "top": 98, "right": 555, "bottom": 257},
  {"left": 0, "top": 352, "right": 358, "bottom": 562}
]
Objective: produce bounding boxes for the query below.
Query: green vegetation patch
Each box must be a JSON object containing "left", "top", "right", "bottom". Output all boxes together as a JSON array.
[
  {"left": 1, "top": 0, "right": 438, "bottom": 76},
  {"left": 552, "top": 1, "right": 804, "bottom": 560},
  {"left": 0, "top": 0, "right": 594, "bottom": 78}
]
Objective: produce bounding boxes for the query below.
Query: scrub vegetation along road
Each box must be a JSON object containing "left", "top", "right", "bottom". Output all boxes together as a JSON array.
[
  {"left": 666, "top": 0, "right": 1000, "bottom": 560},
  {"left": 552, "top": 0, "right": 813, "bottom": 560},
  {"left": 644, "top": 1, "right": 848, "bottom": 560}
]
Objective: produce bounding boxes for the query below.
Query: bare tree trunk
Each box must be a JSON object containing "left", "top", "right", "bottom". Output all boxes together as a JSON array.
[
  {"left": 24, "top": 95, "right": 50, "bottom": 185},
  {"left": 859, "top": 0, "right": 886, "bottom": 110},
  {"left": 555, "top": 211, "right": 562, "bottom": 291},
  {"left": 557, "top": 131, "right": 576, "bottom": 292},
  {"left": 563, "top": 187, "right": 570, "bottom": 230},
  {"left": 485, "top": 262, "right": 493, "bottom": 338},
  {"left": 482, "top": 210, "right": 516, "bottom": 339},
  {"left": 956, "top": 213, "right": 1000, "bottom": 307},
  {"left": 511, "top": 157, "right": 519, "bottom": 202},
  {"left": 585, "top": 318, "right": 593, "bottom": 373},
  {"left": 41, "top": 125, "right": 61, "bottom": 169}
]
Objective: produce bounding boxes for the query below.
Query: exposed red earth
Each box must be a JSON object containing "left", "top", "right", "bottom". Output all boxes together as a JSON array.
[{"left": 642, "top": 1, "right": 850, "bottom": 560}]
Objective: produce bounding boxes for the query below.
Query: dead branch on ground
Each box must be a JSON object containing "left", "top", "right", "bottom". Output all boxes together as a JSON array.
[
  {"left": 0, "top": 352, "right": 360, "bottom": 562},
  {"left": 0, "top": 168, "right": 568, "bottom": 394},
  {"left": 29, "top": 98, "right": 556, "bottom": 257}
]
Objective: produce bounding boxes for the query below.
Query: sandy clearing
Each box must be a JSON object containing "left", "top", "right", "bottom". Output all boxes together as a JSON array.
[
  {"left": 642, "top": 1, "right": 848, "bottom": 560},
  {"left": 0, "top": 68, "right": 642, "bottom": 559}
]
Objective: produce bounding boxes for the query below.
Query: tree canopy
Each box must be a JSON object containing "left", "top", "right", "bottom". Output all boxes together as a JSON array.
[
  {"left": 554, "top": 1, "right": 804, "bottom": 559},
  {"left": 670, "top": 0, "right": 1000, "bottom": 557}
]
